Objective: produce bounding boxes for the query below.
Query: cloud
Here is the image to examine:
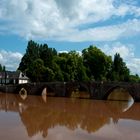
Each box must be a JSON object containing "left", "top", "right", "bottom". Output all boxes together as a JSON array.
[
  {"left": 0, "top": 50, "right": 23, "bottom": 71},
  {"left": 127, "top": 58, "right": 140, "bottom": 75},
  {"left": 101, "top": 42, "right": 134, "bottom": 59},
  {"left": 0, "top": 0, "right": 140, "bottom": 41},
  {"left": 101, "top": 42, "right": 140, "bottom": 75},
  {"left": 59, "top": 19, "right": 140, "bottom": 41}
]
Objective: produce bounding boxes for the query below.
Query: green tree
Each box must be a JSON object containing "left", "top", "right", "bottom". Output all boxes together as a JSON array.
[
  {"left": 51, "top": 61, "right": 64, "bottom": 81},
  {"left": 39, "top": 44, "right": 57, "bottom": 67},
  {"left": 60, "top": 51, "right": 88, "bottom": 81},
  {"left": 76, "top": 56, "right": 89, "bottom": 81},
  {"left": 55, "top": 51, "right": 88, "bottom": 81},
  {"left": 82, "top": 46, "right": 112, "bottom": 81},
  {"left": 45, "top": 67, "right": 55, "bottom": 82},
  {"left": 55, "top": 52, "right": 71, "bottom": 81},
  {"left": 111, "top": 53, "right": 130, "bottom": 81},
  {"left": 18, "top": 40, "right": 57, "bottom": 82},
  {"left": 2, "top": 65, "right": 5, "bottom": 72},
  {"left": 18, "top": 40, "right": 40, "bottom": 73},
  {"left": 18, "top": 40, "right": 137, "bottom": 82},
  {"left": 0, "top": 64, "right": 2, "bottom": 72},
  {"left": 26, "top": 59, "right": 46, "bottom": 82},
  {"left": 129, "top": 74, "right": 140, "bottom": 82},
  {"left": 66, "top": 51, "right": 79, "bottom": 81}
]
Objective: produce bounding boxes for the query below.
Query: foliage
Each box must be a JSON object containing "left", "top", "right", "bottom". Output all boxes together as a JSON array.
[
  {"left": 18, "top": 40, "right": 140, "bottom": 83},
  {"left": 0, "top": 64, "right": 5, "bottom": 72},
  {"left": 26, "top": 59, "right": 46, "bottom": 82},
  {"left": 110, "top": 53, "right": 130, "bottom": 81},
  {"left": 0, "top": 64, "right": 2, "bottom": 72},
  {"left": 82, "top": 46, "right": 112, "bottom": 81},
  {"left": 129, "top": 74, "right": 140, "bottom": 82}
]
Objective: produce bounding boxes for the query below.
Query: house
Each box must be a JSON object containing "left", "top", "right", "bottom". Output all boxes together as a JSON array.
[{"left": 0, "top": 71, "right": 29, "bottom": 85}]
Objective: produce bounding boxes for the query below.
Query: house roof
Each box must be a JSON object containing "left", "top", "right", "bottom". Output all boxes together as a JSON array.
[
  {"left": 19, "top": 72, "right": 29, "bottom": 80},
  {"left": 0, "top": 71, "right": 29, "bottom": 80}
]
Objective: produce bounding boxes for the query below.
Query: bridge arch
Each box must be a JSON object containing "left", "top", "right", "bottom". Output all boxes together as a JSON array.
[
  {"left": 103, "top": 86, "right": 134, "bottom": 101},
  {"left": 40, "top": 84, "right": 55, "bottom": 96},
  {"left": 66, "top": 82, "right": 91, "bottom": 98}
]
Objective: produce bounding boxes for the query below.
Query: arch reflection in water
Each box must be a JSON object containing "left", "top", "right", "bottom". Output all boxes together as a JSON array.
[
  {"left": 19, "top": 88, "right": 28, "bottom": 100},
  {"left": 107, "top": 87, "right": 134, "bottom": 112},
  {"left": 41, "top": 87, "right": 47, "bottom": 103}
]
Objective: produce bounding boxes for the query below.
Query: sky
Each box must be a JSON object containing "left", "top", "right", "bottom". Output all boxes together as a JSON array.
[{"left": 0, "top": 0, "right": 140, "bottom": 75}]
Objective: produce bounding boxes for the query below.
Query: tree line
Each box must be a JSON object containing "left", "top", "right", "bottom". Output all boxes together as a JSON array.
[
  {"left": 0, "top": 64, "right": 5, "bottom": 72},
  {"left": 18, "top": 40, "right": 140, "bottom": 82}
]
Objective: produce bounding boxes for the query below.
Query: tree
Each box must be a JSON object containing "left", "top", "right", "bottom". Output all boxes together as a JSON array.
[
  {"left": 39, "top": 44, "right": 57, "bottom": 67},
  {"left": 26, "top": 59, "right": 46, "bottom": 82},
  {"left": 18, "top": 40, "right": 40, "bottom": 73},
  {"left": 76, "top": 56, "right": 89, "bottom": 81},
  {"left": 58, "top": 51, "right": 88, "bottom": 81},
  {"left": 44, "top": 67, "right": 55, "bottom": 82},
  {"left": 18, "top": 40, "right": 57, "bottom": 82},
  {"left": 66, "top": 51, "right": 79, "bottom": 81},
  {"left": 110, "top": 53, "right": 130, "bottom": 81},
  {"left": 129, "top": 74, "right": 140, "bottom": 82},
  {"left": 18, "top": 40, "right": 138, "bottom": 82},
  {"left": 82, "top": 46, "right": 112, "bottom": 81},
  {"left": 51, "top": 62, "right": 64, "bottom": 81},
  {"left": 0, "top": 64, "right": 2, "bottom": 72},
  {"left": 0, "top": 65, "right": 6, "bottom": 72}
]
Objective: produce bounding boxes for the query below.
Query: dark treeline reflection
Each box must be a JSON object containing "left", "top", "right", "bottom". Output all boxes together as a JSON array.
[{"left": 0, "top": 93, "right": 139, "bottom": 138}]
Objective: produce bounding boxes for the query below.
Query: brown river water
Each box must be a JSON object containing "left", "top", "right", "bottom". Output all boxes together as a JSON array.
[{"left": 0, "top": 92, "right": 140, "bottom": 140}]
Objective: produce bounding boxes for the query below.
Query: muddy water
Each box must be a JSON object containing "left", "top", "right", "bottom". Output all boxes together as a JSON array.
[{"left": 0, "top": 93, "right": 140, "bottom": 140}]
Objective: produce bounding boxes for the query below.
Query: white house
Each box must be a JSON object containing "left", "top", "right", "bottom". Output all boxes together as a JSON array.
[{"left": 0, "top": 71, "right": 29, "bottom": 85}]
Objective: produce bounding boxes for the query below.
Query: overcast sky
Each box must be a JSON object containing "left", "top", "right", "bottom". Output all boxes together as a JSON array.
[{"left": 0, "top": 0, "right": 140, "bottom": 75}]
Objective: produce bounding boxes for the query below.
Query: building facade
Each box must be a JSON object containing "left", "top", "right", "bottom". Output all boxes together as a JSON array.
[{"left": 0, "top": 71, "right": 29, "bottom": 85}]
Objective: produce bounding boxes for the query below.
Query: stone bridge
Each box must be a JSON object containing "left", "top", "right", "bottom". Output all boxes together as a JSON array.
[
  {"left": 89, "top": 82, "right": 140, "bottom": 101},
  {"left": 13, "top": 82, "right": 140, "bottom": 102}
]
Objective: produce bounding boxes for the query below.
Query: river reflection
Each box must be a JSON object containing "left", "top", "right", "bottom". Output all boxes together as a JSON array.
[
  {"left": 107, "top": 87, "right": 134, "bottom": 113},
  {"left": 0, "top": 93, "right": 140, "bottom": 140}
]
